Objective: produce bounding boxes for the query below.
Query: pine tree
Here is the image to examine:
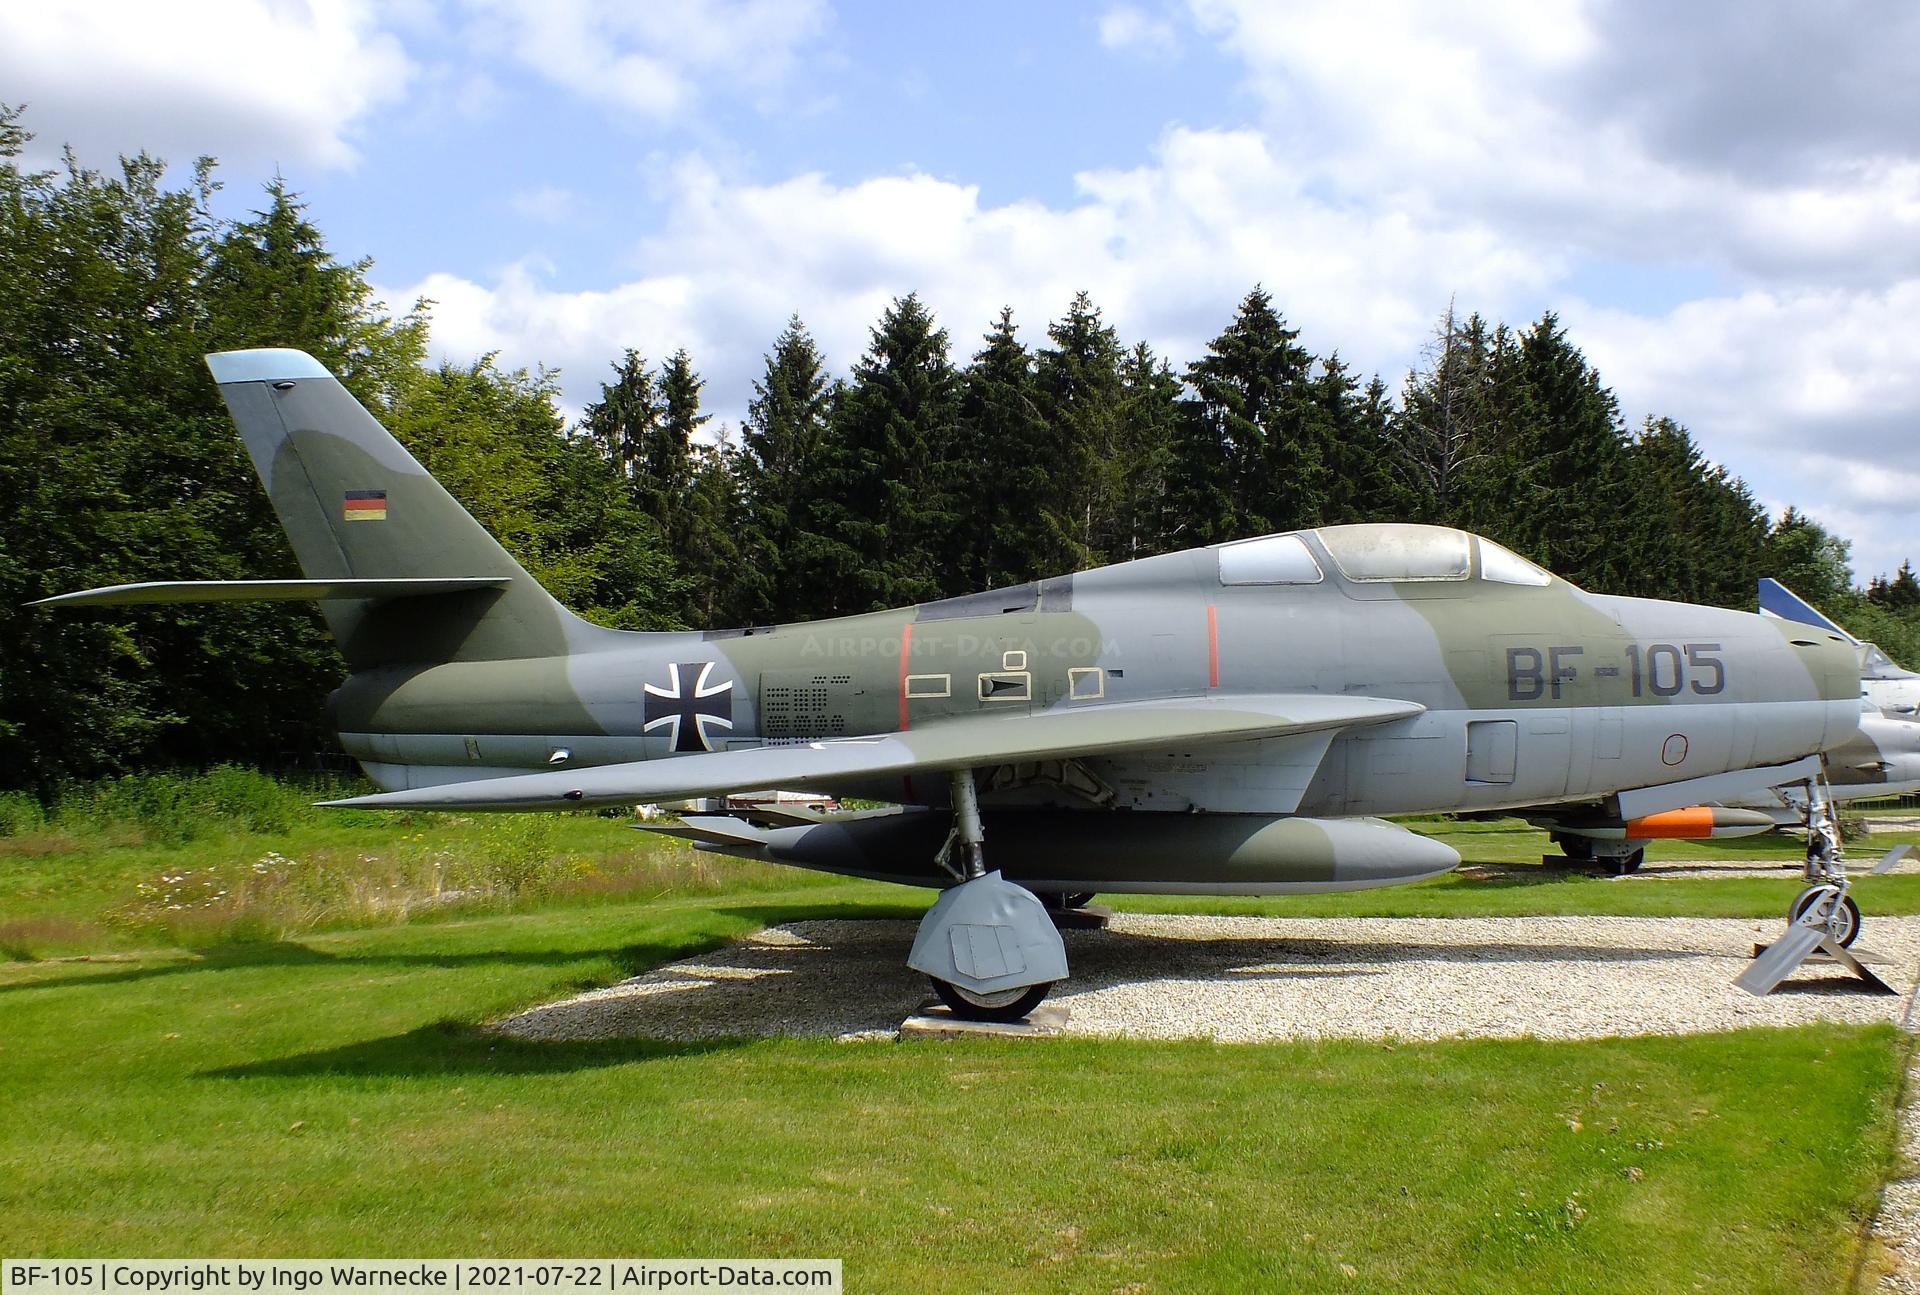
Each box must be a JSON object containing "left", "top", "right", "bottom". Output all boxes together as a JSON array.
[
  {"left": 1178, "top": 286, "right": 1325, "bottom": 541},
  {"left": 1315, "top": 354, "right": 1399, "bottom": 524},
  {"left": 1496, "top": 312, "right": 1635, "bottom": 590},
  {"left": 1389, "top": 304, "right": 1496, "bottom": 526},
  {"left": 579, "top": 350, "right": 661, "bottom": 482},
  {"left": 1036, "top": 292, "right": 1125, "bottom": 566},
  {"left": 950, "top": 308, "right": 1050, "bottom": 589},
  {"left": 735, "top": 316, "right": 834, "bottom": 623},
  {"left": 1763, "top": 507, "right": 1853, "bottom": 608},
  {"left": 1620, "top": 417, "right": 1767, "bottom": 606},
  {"left": 1888, "top": 561, "right": 1920, "bottom": 609},
  {"left": 807, "top": 294, "right": 959, "bottom": 613},
  {"left": 1110, "top": 341, "right": 1182, "bottom": 559},
  {"left": 642, "top": 348, "right": 707, "bottom": 553}
]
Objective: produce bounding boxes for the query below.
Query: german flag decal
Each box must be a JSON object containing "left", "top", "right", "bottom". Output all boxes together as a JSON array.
[{"left": 343, "top": 489, "right": 388, "bottom": 521}]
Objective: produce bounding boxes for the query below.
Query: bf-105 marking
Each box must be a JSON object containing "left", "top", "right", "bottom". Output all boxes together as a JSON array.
[
  {"left": 34, "top": 348, "right": 1871, "bottom": 1019},
  {"left": 1507, "top": 642, "right": 1727, "bottom": 701}
]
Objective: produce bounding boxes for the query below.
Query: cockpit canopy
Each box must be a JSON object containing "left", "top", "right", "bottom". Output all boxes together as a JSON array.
[{"left": 1217, "top": 524, "right": 1555, "bottom": 588}]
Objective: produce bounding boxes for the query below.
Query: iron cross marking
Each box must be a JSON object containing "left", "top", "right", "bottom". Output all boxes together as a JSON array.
[{"left": 643, "top": 661, "right": 735, "bottom": 753}]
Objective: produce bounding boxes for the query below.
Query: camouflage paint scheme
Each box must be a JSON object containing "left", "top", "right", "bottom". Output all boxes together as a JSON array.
[{"left": 40, "top": 350, "right": 1865, "bottom": 898}]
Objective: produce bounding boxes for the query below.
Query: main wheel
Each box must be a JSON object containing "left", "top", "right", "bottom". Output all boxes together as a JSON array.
[
  {"left": 1790, "top": 886, "right": 1861, "bottom": 948},
  {"left": 1558, "top": 837, "right": 1595, "bottom": 861},
  {"left": 930, "top": 976, "right": 1051, "bottom": 1022},
  {"left": 1603, "top": 847, "right": 1645, "bottom": 876}
]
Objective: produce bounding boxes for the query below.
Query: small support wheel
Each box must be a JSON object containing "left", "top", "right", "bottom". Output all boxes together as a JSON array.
[
  {"left": 930, "top": 976, "right": 1051, "bottom": 1023},
  {"left": 1790, "top": 886, "right": 1861, "bottom": 948},
  {"left": 1603, "top": 847, "right": 1645, "bottom": 876}
]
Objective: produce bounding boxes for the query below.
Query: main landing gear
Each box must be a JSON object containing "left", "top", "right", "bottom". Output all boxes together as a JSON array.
[
  {"left": 1556, "top": 835, "right": 1645, "bottom": 874},
  {"left": 905, "top": 769, "right": 1069, "bottom": 1022}
]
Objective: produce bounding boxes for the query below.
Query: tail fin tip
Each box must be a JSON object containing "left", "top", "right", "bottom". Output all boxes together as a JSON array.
[{"left": 205, "top": 348, "right": 332, "bottom": 385}]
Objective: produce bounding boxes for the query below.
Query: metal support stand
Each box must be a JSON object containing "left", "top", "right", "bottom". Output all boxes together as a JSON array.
[{"left": 1737, "top": 775, "right": 1894, "bottom": 996}]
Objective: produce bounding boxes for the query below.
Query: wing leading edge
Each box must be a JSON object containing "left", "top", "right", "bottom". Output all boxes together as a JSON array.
[
  {"left": 31, "top": 578, "right": 511, "bottom": 608},
  {"left": 322, "top": 693, "right": 1425, "bottom": 812}
]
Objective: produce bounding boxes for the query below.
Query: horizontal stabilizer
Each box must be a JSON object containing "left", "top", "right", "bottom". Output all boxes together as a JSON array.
[
  {"left": 321, "top": 693, "right": 1426, "bottom": 813},
  {"left": 31, "top": 578, "right": 511, "bottom": 608}
]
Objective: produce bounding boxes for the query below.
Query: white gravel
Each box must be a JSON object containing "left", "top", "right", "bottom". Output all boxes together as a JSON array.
[
  {"left": 1876, "top": 1083, "right": 1920, "bottom": 1293},
  {"left": 494, "top": 912, "right": 1920, "bottom": 1044}
]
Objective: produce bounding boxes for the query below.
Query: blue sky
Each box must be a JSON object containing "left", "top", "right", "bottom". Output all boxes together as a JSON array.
[{"left": 5, "top": 1, "right": 1918, "bottom": 582}]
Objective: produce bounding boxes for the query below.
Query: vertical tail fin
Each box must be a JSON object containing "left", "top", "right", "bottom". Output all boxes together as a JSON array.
[
  {"left": 207, "top": 348, "right": 601, "bottom": 667},
  {"left": 1756, "top": 577, "right": 1855, "bottom": 642}
]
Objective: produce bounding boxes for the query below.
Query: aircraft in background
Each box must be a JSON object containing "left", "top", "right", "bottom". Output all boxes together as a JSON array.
[
  {"left": 37, "top": 349, "right": 1866, "bottom": 1018},
  {"left": 1761, "top": 578, "right": 1920, "bottom": 716}
]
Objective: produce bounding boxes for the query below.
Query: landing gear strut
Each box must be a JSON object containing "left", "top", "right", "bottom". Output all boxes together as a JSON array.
[
  {"left": 1736, "top": 775, "right": 1890, "bottom": 995},
  {"left": 1788, "top": 785, "right": 1860, "bottom": 948},
  {"left": 905, "top": 769, "right": 1068, "bottom": 1021}
]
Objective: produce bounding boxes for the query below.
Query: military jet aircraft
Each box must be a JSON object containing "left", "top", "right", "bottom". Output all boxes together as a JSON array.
[{"left": 37, "top": 349, "right": 1864, "bottom": 1019}]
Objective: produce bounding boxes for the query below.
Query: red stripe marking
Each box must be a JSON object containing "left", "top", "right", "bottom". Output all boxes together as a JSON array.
[
  {"left": 898, "top": 622, "right": 914, "bottom": 731},
  {"left": 1207, "top": 605, "right": 1219, "bottom": 687}
]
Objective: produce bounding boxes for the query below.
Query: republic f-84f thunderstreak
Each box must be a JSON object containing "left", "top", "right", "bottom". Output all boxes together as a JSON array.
[{"left": 39, "top": 350, "right": 1865, "bottom": 1019}]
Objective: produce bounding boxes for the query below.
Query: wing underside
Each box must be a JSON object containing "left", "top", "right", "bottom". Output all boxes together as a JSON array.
[{"left": 322, "top": 693, "right": 1425, "bottom": 812}]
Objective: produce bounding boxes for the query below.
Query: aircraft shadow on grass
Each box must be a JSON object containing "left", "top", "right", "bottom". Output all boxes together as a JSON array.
[
  {"left": 182, "top": 912, "right": 1761, "bottom": 1082},
  {"left": 0, "top": 899, "right": 928, "bottom": 999}
]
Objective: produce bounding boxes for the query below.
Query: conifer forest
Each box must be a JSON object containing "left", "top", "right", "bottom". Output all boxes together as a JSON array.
[{"left": 3, "top": 113, "right": 1911, "bottom": 788}]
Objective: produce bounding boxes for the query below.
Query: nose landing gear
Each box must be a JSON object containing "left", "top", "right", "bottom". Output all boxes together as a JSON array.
[{"left": 1737, "top": 777, "right": 1891, "bottom": 995}]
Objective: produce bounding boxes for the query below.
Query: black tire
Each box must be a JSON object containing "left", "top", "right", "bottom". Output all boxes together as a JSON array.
[
  {"left": 1604, "top": 847, "right": 1645, "bottom": 876},
  {"left": 1790, "top": 887, "right": 1861, "bottom": 948},
  {"left": 930, "top": 976, "right": 1051, "bottom": 1022},
  {"left": 1558, "top": 837, "right": 1595, "bottom": 861},
  {"left": 1058, "top": 891, "right": 1097, "bottom": 909}
]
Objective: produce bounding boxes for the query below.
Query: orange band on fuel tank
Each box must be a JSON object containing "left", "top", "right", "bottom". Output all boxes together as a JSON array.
[
  {"left": 1207, "top": 605, "right": 1219, "bottom": 688},
  {"left": 1625, "top": 806, "right": 1717, "bottom": 839}
]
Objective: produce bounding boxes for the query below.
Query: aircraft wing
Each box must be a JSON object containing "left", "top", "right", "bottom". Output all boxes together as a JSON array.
[{"left": 321, "top": 693, "right": 1424, "bottom": 812}]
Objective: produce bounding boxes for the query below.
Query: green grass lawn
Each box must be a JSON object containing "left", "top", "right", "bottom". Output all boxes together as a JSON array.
[
  {"left": 3, "top": 777, "right": 1917, "bottom": 1290},
  {"left": 0, "top": 893, "right": 1906, "bottom": 1293}
]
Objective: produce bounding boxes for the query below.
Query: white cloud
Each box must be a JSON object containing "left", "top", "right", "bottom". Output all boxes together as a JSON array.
[
  {"left": 510, "top": 185, "right": 579, "bottom": 224},
  {"left": 1099, "top": 6, "right": 1179, "bottom": 55},
  {"left": 459, "top": 0, "right": 830, "bottom": 122},
  {"left": 0, "top": 0, "right": 413, "bottom": 170},
  {"left": 1186, "top": 0, "right": 1920, "bottom": 284},
  {"left": 387, "top": 127, "right": 1560, "bottom": 443},
  {"left": 1568, "top": 282, "right": 1920, "bottom": 581}
]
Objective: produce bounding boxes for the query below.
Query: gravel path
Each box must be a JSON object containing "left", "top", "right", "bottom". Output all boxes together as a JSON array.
[{"left": 495, "top": 912, "right": 1920, "bottom": 1044}]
